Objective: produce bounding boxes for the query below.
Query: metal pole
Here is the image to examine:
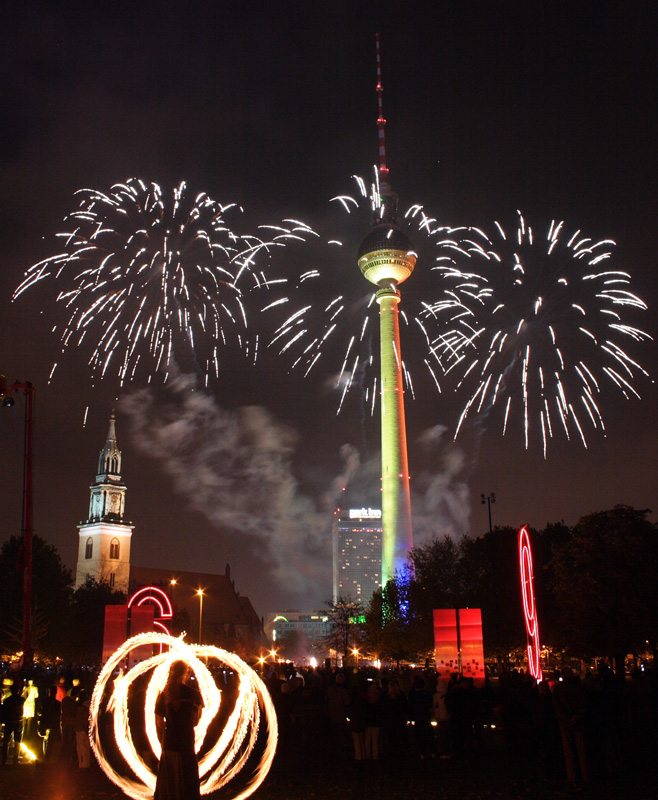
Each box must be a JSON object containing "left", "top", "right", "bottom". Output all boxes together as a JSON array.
[{"left": 22, "top": 385, "right": 34, "bottom": 669}]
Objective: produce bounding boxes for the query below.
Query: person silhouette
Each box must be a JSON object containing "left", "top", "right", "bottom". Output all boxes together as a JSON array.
[{"left": 154, "top": 661, "right": 204, "bottom": 800}]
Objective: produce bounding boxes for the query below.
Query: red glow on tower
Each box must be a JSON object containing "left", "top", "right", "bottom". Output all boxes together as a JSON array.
[{"left": 375, "top": 33, "right": 389, "bottom": 185}]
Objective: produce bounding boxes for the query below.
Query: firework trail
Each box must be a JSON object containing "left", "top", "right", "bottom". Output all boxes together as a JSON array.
[
  {"left": 260, "top": 172, "right": 469, "bottom": 415},
  {"left": 420, "top": 211, "right": 652, "bottom": 456},
  {"left": 14, "top": 179, "right": 269, "bottom": 386}
]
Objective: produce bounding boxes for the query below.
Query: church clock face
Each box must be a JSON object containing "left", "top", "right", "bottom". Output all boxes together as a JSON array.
[{"left": 108, "top": 492, "right": 121, "bottom": 513}]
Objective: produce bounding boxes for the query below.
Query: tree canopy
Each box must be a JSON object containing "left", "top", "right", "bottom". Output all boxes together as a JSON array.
[
  {"left": 0, "top": 534, "right": 73, "bottom": 659},
  {"left": 549, "top": 505, "right": 658, "bottom": 669},
  {"left": 362, "top": 506, "right": 657, "bottom": 670}
]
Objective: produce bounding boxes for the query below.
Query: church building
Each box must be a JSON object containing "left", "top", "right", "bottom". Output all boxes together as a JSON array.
[
  {"left": 75, "top": 412, "right": 134, "bottom": 592},
  {"left": 77, "top": 413, "right": 266, "bottom": 657}
]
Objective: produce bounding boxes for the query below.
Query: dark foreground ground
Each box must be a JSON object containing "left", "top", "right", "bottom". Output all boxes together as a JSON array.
[{"left": 0, "top": 730, "right": 655, "bottom": 800}]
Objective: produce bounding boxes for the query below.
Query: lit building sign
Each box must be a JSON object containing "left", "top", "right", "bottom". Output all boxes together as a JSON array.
[{"left": 349, "top": 508, "right": 382, "bottom": 519}]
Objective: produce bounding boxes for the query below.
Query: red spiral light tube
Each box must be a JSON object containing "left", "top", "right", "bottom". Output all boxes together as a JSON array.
[{"left": 518, "top": 526, "right": 542, "bottom": 681}]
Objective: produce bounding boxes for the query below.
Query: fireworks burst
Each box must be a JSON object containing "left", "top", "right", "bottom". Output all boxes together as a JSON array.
[
  {"left": 261, "top": 173, "right": 456, "bottom": 415},
  {"left": 421, "top": 212, "right": 652, "bottom": 456},
  {"left": 14, "top": 179, "right": 267, "bottom": 386}
]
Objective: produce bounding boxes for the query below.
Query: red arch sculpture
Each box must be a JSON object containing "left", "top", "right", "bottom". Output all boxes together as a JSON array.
[{"left": 127, "top": 586, "right": 173, "bottom": 636}]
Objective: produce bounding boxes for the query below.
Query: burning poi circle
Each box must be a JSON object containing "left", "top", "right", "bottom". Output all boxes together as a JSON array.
[{"left": 89, "top": 633, "right": 278, "bottom": 800}]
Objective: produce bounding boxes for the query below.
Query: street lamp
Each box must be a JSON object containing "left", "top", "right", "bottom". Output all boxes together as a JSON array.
[
  {"left": 352, "top": 648, "right": 360, "bottom": 668},
  {"left": 481, "top": 492, "right": 496, "bottom": 535},
  {"left": 197, "top": 589, "right": 204, "bottom": 643},
  {"left": 0, "top": 376, "right": 35, "bottom": 670}
]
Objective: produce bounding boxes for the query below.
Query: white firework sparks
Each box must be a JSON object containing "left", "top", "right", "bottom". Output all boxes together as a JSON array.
[
  {"left": 14, "top": 179, "right": 268, "bottom": 386},
  {"left": 420, "top": 211, "right": 652, "bottom": 456}
]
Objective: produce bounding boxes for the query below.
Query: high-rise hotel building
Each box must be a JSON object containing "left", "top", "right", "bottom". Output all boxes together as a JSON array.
[{"left": 332, "top": 507, "right": 382, "bottom": 606}]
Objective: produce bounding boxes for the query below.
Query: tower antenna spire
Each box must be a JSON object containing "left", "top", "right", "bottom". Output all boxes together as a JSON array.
[{"left": 375, "top": 33, "right": 390, "bottom": 189}]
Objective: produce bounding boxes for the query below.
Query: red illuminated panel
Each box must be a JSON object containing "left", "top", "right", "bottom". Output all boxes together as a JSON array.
[
  {"left": 518, "top": 525, "right": 542, "bottom": 682},
  {"left": 433, "top": 609, "right": 459, "bottom": 675},
  {"left": 458, "top": 608, "right": 485, "bottom": 687},
  {"left": 102, "top": 605, "right": 128, "bottom": 664}
]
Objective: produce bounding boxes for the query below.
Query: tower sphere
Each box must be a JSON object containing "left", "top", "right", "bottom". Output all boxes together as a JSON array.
[{"left": 357, "top": 222, "right": 417, "bottom": 287}]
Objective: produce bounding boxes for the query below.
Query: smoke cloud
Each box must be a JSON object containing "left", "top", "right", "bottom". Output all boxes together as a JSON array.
[
  {"left": 410, "top": 424, "right": 472, "bottom": 545},
  {"left": 120, "top": 373, "right": 340, "bottom": 601}
]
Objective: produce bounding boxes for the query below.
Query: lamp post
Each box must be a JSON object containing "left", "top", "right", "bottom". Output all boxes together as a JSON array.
[
  {"left": 0, "top": 377, "right": 35, "bottom": 670},
  {"left": 481, "top": 492, "right": 496, "bottom": 534},
  {"left": 197, "top": 589, "right": 204, "bottom": 643}
]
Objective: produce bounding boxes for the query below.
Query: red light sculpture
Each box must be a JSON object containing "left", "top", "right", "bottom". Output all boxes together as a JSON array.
[
  {"left": 518, "top": 525, "right": 543, "bottom": 681},
  {"left": 127, "top": 586, "right": 173, "bottom": 637}
]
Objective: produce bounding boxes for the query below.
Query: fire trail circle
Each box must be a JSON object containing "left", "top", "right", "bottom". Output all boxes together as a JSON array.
[{"left": 89, "top": 633, "right": 278, "bottom": 800}]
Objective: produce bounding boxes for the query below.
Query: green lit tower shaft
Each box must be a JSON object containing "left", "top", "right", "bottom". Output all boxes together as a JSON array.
[{"left": 358, "top": 36, "right": 416, "bottom": 585}]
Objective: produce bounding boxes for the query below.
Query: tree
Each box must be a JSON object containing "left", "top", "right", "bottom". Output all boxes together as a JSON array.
[
  {"left": 366, "top": 580, "right": 426, "bottom": 664},
  {"left": 63, "top": 579, "right": 127, "bottom": 664},
  {"left": 325, "top": 596, "right": 365, "bottom": 663},
  {"left": 549, "top": 506, "right": 658, "bottom": 674},
  {"left": 0, "top": 535, "right": 72, "bottom": 660},
  {"left": 458, "top": 527, "right": 527, "bottom": 659}
]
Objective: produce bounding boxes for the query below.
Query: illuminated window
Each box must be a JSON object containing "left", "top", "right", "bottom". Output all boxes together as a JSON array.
[
  {"left": 110, "top": 538, "right": 120, "bottom": 559},
  {"left": 85, "top": 537, "right": 93, "bottom": 559}
]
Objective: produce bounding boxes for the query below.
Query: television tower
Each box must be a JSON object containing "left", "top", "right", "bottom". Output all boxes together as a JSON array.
[{"left": 357, "top": 35, "right": 416, "bottom": 585}]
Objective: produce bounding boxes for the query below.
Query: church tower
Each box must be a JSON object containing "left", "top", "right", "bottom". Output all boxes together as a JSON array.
[{"left": 75, "top": 412, "right": 134, "bottom": 592}]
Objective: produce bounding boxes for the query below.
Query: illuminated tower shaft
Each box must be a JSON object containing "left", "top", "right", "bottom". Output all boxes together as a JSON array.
[
  {"left": 358, "top": 229, "right": 416, "bottom": 587},
  {"left": 377, "top": 287, "right": 413, "bottom": 581}
]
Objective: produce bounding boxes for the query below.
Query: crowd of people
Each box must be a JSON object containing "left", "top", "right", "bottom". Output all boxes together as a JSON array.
[
  {"left": 264, "top": 661, "right": 658, "bottom": 788},
  {"left": 1, "top": 659, "right": 656, "bottom": 793},
  {"left": 0, "top": 672, "right": 93, "bottom": 769}
]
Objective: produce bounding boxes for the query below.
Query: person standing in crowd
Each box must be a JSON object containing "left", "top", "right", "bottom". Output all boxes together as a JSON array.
[
  {"left": 21, "top": 679, "right": 39, "bottom": 745},
  {"left": 325, "top": 673, "right": 350, "bottom": 758},
  {"left": 409, "top": 674, "right": 434, "bottom": 759},
  {"left": 348, "top": 680, "right": 368, "bottom": 761},
  {"left": 74, "top": 690, "right": 91, "bottom": 770},
  {"left": 381, "top": 679, "right": 408, "bottom": 761},
  {"left": 1, "top": 682, "right": 25, "bottom": 766},
  {"left": 364, "top": 681, "right": 383, "bottom": 760},
  {"left": 59, "top": 692, "right": 78, "bottom": 768},
  {"left": 154, "top": 660, "right": 204, "bottom": 800},
  {"left": 553, "top": 666, "right": 589, "bottom": 786},
  {"left": 39, "top": 685, "right": 61, "bottom": 761},
  {"left": 432, "top": 672, "right": 451, "bottom": 758}
]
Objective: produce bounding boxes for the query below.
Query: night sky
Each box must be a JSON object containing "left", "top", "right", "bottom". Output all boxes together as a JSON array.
[{"left": 1, "top": 1, "right": 656, "bottom": 616}]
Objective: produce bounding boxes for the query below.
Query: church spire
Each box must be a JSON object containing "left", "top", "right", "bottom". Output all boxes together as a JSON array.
[{"left": 97, "top": 410, "right": 122, "bottom": 480}]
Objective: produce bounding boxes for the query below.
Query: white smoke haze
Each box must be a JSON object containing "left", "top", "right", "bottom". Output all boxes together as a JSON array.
[
  {"left": 120, "top": 372, "right": 336, "bottom": 599},
  {"left": 120, "top": 373, "right": 471, "bottom": 602},
  {"left": 410, "top": 424, "right": 472, "bottom": 545},
  {"left": 322, "top": 443, "right": 361, "bottom": 510}
]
